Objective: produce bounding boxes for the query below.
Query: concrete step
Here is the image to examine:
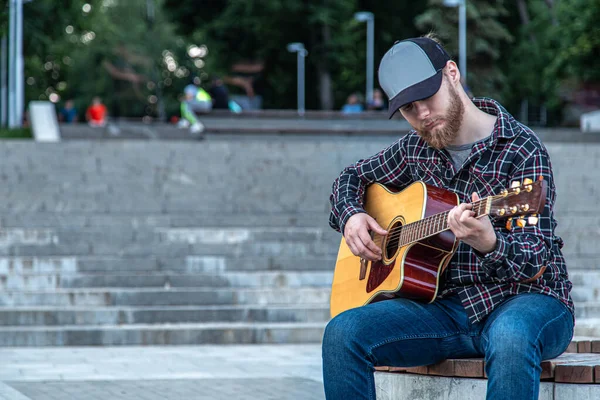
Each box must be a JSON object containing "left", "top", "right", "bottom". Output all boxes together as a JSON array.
[
  {"left": 569, "top": 271, "right": 600, "bottom": 302},
  {"left": 0, "top": 322, "right": 327, "bottom": 346},
  {"left": 374, "top": 370, "right": 599, "bottom": 400},
  {"left": 574, "top": 302, "right": 600, "bottom": 319},
  {"left": 0, "top": 226, "right": 336, "bottom": 244},
  {"left": 0, "top": 287, "right": 331, "bottom": 307},
  {"left": 0, "top": 212, "right": 329, "bottom": 229},
  {"left": 0, "top": 305, "right": 331, "bottom": 326},
  {"left": 0, "top": 271, "right": 333, "bottom": 290},
  {"left": 0, "top": 255, "right": 337, "bottom": 273},
  {"left": 0, "top": 227, "right": 339, "bottom": 257},
  {"left": 574, "top": 318, "right": 600, "bottom": 337}
]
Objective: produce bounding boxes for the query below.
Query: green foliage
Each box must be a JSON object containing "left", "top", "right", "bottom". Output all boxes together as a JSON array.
[
  {"left": 0, "top": 127, "right": 32, "bottom": 139},
  {"left": 5, "top": 0, "right": 598, "bottom": 122},
  {"left": 544, "top": 0, "right": 600, "bottom": 110},
  {"left": 548, "top": 0, "right": 600, "bottom": 82},
  {"left": 0, "top": 1, "right": 8, "bottom": 37},
  {"left": 501, "top": 1, "right": 553, "bottom": 110},
  {"left": 165, "top": 0, "right": 426, "bottom": 109},
  {"left": 500, "top": 0, "right": 600, "bottom": 117},
  {"left": 20, "top": 0, "right": 204, "bottom": 120},
  {"left": 414, "top": 0, "right": 513, "bottom": 100}
]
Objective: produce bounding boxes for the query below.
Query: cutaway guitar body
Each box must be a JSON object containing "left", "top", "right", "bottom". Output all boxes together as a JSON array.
[
  {"left": 329, "top": 177, "right": 547, "bottom": 318},
  {"left": 330, "top": 182, "right": 459, "bottom": 318}
]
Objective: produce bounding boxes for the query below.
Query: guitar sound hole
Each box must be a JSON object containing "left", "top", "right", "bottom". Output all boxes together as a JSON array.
[{"left": 384, "top": 221, "right": 402, "bottom": 259}]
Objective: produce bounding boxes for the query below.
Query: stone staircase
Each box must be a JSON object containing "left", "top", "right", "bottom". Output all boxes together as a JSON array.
[
  {"left": 568, "top": 271, "right": 600, "bottom": 336},
  {"left": 0, "top": 215, "right": 337, "bottom": 345},
  {"left": 0, "top": 138, "right": 599, "bottom": 345},
  {"left": 0, "top": 139, "right": 349, "bottom": 346}
]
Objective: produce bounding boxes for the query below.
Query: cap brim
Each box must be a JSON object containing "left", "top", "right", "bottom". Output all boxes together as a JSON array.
[{"left": 387, "top": 70, "right": 444, "bottom": 119}]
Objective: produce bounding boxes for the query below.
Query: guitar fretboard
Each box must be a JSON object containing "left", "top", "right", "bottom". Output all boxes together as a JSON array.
[{"left": 395, "top": 198, "right": 489, "bottom": 247}]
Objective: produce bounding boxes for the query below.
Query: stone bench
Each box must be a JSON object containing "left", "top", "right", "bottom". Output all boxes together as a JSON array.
[{"left": 374, "top": 337, "right": 600, "bottom": 399}]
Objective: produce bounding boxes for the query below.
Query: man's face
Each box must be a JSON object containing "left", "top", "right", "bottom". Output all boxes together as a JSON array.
[{"left": 399, "top": 74, "right": 464, "bottom": 150}]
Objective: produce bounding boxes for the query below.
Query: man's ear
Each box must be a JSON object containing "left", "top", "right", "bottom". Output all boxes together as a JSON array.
[{"left": 444, "top": 60, "right": 461, "bottom": 84}]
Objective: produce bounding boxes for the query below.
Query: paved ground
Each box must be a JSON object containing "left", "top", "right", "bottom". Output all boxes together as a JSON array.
[{"left": 0, "top": 344, "right": 324, "bottom": 399}]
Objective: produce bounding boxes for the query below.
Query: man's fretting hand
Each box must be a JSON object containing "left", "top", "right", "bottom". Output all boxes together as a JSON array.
[{"left": 447, "top": 192, "right": 497, "bottom": 254}]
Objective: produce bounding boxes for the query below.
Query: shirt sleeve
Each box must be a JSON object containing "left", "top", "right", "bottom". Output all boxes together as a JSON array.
[
  {"left": 475, "top": 146, "right": 562, "bottom": 281},
  {"left": 328, "top": 139, "right": 411, "bottom": 235}
]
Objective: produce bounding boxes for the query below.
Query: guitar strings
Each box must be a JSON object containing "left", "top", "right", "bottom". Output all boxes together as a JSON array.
[
  {"left": 371, "top": 196, "right": 489, "bottom": 245},
  {"left": 370, "top": 190, "right": 523, "bottom": 247}
]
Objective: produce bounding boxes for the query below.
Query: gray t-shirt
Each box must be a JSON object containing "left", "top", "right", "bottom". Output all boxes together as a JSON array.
[{"left": 445, "top": 136, "right": 490, "bottom": 171}]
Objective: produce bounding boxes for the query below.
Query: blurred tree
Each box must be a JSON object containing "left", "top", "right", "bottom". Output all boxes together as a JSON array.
[
  {"left": 163, "top": 0, "right": 426, "bottom": 110},
  {"left": 19, "top": 0, "right": 197, "bottom": 121},
  {"left": 549, "top": 0, "right": 600, "bottom": 82},
  {"left": 545, "top": 0, "right": 600, "bottom": 109},
  {"left": 500, "top": 0, "right": 555, "bottom": 119},
  {"left": 414, "top": 0, "right": 513, "bottom": 101},
  {"left": 501, "top": 0, "right": 600, "bottom": 124},
  {"left": 0, "top": 1, "right": 7, "bottom": 36},
  {"left": 6, "top": 0, "right": 595, "bottom": 120}
]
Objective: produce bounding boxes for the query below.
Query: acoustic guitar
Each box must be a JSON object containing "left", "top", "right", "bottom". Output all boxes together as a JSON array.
[{"left": 329, "top": 177, "right": 547, "bottom": 318}]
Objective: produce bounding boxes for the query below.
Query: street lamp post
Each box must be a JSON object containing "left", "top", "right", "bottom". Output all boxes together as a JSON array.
[
  {"left": 354, "top": 11, "right": 374, "bottom": 105},
  {"left": 1, "top": 36, "right": 7, "bottom": 127},
  {"left": 8, "top": 0, "right": 25, "bottom": 128},
  {"left": 287, "top": 42, "right": 308, "bottom": 116},
  {"left": 443, "top": 0, "right": 467, "bottom": 82}
]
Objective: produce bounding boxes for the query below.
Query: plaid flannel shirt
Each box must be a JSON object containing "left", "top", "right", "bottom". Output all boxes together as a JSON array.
[{"left": 329, "top": 98, "right": 574, "bottom": 324}]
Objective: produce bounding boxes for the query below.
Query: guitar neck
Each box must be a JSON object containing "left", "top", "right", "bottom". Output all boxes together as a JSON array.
[{"left": 398, "top": 197, "right": 491, "bottom": 247}]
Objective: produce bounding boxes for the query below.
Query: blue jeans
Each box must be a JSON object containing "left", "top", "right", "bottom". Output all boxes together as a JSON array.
[{"left": 322, "top": 293, "right": 573, "bottom": 400}]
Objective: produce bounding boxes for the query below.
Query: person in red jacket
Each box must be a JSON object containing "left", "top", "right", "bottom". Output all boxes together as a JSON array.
[{"left": 85, "top": 97, "right": 108, "bottom": 127}]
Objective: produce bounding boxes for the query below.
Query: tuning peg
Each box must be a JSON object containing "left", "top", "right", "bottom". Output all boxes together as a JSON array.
[
  {"left": 523, "top": 178, "right": 533, "bottom": 185},
  {"left": 528, "top": 214, "right": 539, "bottom": 225},
  {"left": 501, "top": 189, "right": 508, "bottom": 197},
  {"left": 505, "top": 218, "right": 513, "bottom": 231},
  {"left": 516, "top": 217, "right": 526, "bottom": 228},
  {"left": 520, "top": 204, "right": 530, "bottom": 212},
  {"left": 510, "top": 181, "right": 521, "bottom": 194},
  {"left": 510, "top": 206, "right": 518, "bottom": 214}
]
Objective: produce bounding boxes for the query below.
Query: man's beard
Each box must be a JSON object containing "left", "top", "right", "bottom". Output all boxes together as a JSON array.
[{"left": 416, "top": 84, "right": 464, "bottom": 150}]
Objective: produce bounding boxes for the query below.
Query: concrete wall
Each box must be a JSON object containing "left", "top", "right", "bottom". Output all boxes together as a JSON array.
[
  {"left": 0, "top": 137, "right": 599, "bottom": 344},
  {"left": 0, "top": 138, "right": 596, "bottom": 269}
]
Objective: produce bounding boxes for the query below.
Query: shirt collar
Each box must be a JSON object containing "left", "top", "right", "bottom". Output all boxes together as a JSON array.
[{"left": 471, "top": 97, "right": 521, "bottom": 140}]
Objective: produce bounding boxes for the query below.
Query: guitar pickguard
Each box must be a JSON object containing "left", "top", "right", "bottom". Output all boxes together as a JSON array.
[{"left": 366, "top": 260, "right": 394, "bottom": 293}]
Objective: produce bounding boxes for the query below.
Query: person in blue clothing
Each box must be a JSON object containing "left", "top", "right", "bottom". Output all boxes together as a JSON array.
[
  {"left": 341, "top": 93, "right": 364, "bottom": 114},
  {"left": 58, "top": 100, "right": 78, "bottom": 123},
  {"left": 178, "top": 76, "right": 212, "bottom": 138}
]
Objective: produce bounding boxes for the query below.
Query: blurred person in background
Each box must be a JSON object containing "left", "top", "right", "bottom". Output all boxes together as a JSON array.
[
  {"left": 208, "top": 76, "right": 230, "bottom": 110},
  {"left": 59, "top": 99, "right": 78, "bottom": 123},
  {"left": 367, "top": 88, "right": 387, "bottom": 111},
  {"left": 85, "top": 97, "right": 108, "bottom": 127},
  {"left": 224, "top": 60, "right": 265, "bottom": 111},
  {"left": 178, "top": 76, "right": 212, "bottom": 138},
  {"left": 342, "top": 92, "right": 364, "bottom": 114}
]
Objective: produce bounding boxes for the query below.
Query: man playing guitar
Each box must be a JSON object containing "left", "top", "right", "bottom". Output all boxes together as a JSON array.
[{"left": 323, "top": 35, "right": 574, "bottom": 400}]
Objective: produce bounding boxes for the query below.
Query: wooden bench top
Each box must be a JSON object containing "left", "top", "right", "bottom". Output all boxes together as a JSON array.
[{"left": 374, "top": 337, "right": 600, "bottom": 384}]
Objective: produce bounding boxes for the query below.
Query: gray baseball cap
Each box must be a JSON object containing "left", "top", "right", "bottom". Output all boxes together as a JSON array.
[{"left": 378, "top": 37, "right": 451, "bottom": 119}]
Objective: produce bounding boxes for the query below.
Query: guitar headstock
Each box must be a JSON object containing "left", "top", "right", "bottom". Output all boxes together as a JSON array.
[{"left": 489, "top": 177, "right": 547, "bottom": 230}]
